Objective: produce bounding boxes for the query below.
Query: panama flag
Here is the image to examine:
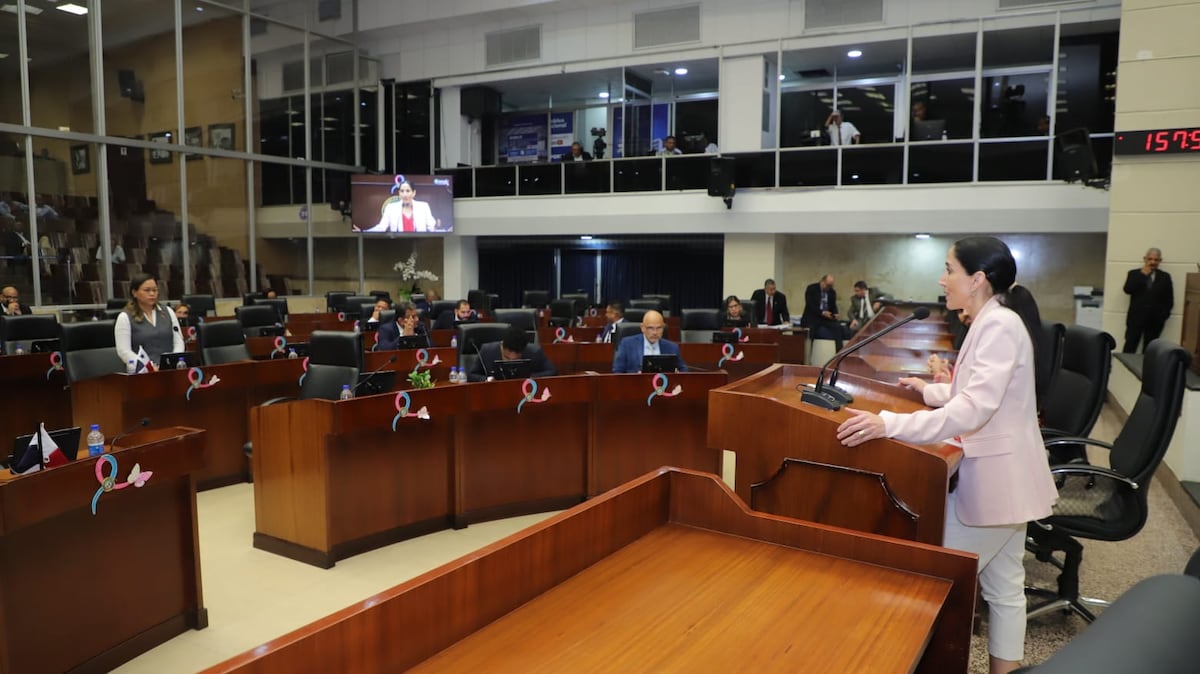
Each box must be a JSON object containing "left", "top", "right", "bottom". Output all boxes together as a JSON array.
[
  {"left": 134, "top": 346, "right": 155, "bottom": 373},
  {"left": 10, "top": 423, "right": 68, "bottom": 475}
]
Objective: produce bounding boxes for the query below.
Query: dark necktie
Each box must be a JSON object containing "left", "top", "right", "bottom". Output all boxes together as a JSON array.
[{"left": 765, "top": 297, "right": 773, "bottom": 324}]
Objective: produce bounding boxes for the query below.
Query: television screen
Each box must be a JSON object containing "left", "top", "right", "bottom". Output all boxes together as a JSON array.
[
  {"left": 642, "top": 354, "right": 679, "bottom": 373},
  {"left": 351, "top": 173, "right": 454, "bottom": 234}
]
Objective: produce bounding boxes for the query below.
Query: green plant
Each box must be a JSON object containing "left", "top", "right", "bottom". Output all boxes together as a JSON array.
[{"left": 407, "top": 369, "right": 434, "bottom": 389}]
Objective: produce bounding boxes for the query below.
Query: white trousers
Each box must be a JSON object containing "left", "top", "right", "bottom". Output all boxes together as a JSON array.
[{"left": 943, "top": 493, "right": 1028, "bottom": 662}]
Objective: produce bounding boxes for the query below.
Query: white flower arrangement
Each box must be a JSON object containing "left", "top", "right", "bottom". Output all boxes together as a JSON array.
[{"left": 393, "top": 252, "right": 439, "bottom": 282}]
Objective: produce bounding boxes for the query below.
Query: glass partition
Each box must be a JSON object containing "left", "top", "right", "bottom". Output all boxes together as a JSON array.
[{"left": 0, "top": 8, "right": 22, "bottom": 126}]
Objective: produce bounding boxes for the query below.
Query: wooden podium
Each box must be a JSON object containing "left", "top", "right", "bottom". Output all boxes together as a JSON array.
[
  {"left": 708, "top": 363, "right": 961, "bottom": 545},
  {"left": 0, "top": 427, "right": 207, "bottom": 674}
]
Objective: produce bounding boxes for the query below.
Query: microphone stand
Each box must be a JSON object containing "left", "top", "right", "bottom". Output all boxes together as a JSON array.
[
  {"left": 356, "top": 355, "right": 398, "bottom": 396},
  {"left": 110, "top": 417, "right": 151, "bottom": 451}
]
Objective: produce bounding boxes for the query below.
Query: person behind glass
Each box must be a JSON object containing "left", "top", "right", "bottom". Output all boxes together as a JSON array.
[
  {"left": 95, "top": 236, "right": 126, "bottom": 264},
  {"left": 824, "top": 110, "right": 861, "bottom": 146},
  {"left": 433, "top": 299, "right": 476, "bottom": 330},
  {"left": 657, "top": 135, "right": 682, "bottom": 157},
  {"left": 376, "top": 301, "right": 429, "bottom": 351},
  {"left": 1, "top": 286, "right": 31, "bottom": 316},
  {"left": 802, "top": 274, "right": 849, "bottom": 350},
  {"left": 354, "top": 176, "right": 438, "bottom": 233},
  {"left": 467, "top": 326, "right": 557, "bottom": 383},
  {"left": 612, "top": 310, "right": 686, "bottom": 373},
  {"left": 367, "top": 298, "right": 391, "bottom": 324},
  {"left": 721, "top": 295, "right": 750, "bottom": 328},
  {"left": 115, "top": 273, "right": 184, "bottom": 367},
  {"left": 597, "top": 301, "right": 625, "bottom": 343},
  {"left": 837, "top": 236, "right": 1056, "bottom": 674},
  {"left": 750, "top": 279, "right": 789, "bottom": 326},
  {"left": 563, "top": 142, "right": 592, "bottom": 161}
]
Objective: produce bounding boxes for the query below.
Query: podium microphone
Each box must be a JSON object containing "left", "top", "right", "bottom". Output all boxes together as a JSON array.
[
  {"left": 356, "top": 355, "right": 398, "bottom": 395},
  {"left": 800, "top": 307, "right": 931, "bottom": 411},
  {"left": 110, "top": 417, "right": 151, "bottom": 451},
  {"left": 470, "top": 339, "right": 494, "bottom": 381}
]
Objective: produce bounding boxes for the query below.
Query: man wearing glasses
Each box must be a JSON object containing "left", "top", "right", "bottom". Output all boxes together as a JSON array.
[
  {"left": 612, "top": 310, "right": 686, "bottom": 373},
  {"left": 1, "top": 287, "right": 30, "bottom": 316}
]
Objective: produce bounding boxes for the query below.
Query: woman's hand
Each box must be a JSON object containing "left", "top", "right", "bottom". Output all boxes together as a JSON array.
[
  {"left": 836, "top": 408, "right": 886, "bottom": 447},
  {"left": 897, "top": 376, "right": 927, "bottom": 394}
]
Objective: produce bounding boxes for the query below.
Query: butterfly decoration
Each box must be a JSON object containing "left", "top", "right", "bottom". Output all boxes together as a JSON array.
[{"left": 90, "top": 454, "right": 153, "bottom": 515}]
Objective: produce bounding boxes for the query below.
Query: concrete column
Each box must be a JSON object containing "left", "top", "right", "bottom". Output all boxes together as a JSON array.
[
  {"left": 718, "top": 55, "right": 766, "bottom": 152},
  {"left": 723, "top": 233, "right": 784, "bottom": 300},
  {"left": 442, "top": 235, "right": 478, "bottom": 300}
]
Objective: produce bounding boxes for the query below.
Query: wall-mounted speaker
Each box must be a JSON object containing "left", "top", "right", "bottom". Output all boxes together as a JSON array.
[
  {"left": 1056, "top": 128, "right": 1097, "bottom": 182},
  {"left": 117, "top": 69, "right": 144, "bottom": 103},
  {"left": 708, "top": 157, "right": 735, "bottom": 197}
]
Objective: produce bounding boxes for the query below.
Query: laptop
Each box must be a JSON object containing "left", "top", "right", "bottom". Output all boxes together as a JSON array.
[
  {"left": 160, "top": 351, "right": 202, "bottom": 370},
  {"left": 641, "top": 354, "right": 680, "bottom": 373},
  {"left": 394, "top": 334, "right": 430, "bottom": 350},
  {"left": 495, "top": 358, "right": 533, "bottom": 381},
  {"left": 711, "top": 331, "right": 737, "bottom": 344},
  {"left": 252, "top": 325, "right": 285, "bottom": 338},
  {"left": 7, "top": 426, "right": 83, "bottom": 469},
  {"left": 355, "top": 370, "right": 398, "bottom": 397}
]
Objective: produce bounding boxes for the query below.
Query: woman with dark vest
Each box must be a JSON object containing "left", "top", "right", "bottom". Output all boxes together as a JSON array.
[{"left": 115, "top": 273, "right": 184, "bottom": 369}]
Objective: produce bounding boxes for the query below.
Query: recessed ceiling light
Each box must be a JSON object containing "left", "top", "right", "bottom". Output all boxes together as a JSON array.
[
  {"left": 778, "top": 74, "right": 785, "bottom": 81},
  {"left": 195, "top": 6, "right": 205, "bottom": 12},
  {"left": 847, "top": 49, "right": 863, "bottom": 58},
  {"left": 1, "top": 4, "right": 43, "bottom": 15},
  {"left": 580, "top": 235, "right": 593, "bottom": 240},
  {"left": 598, "top": 92, "right": 610, "bottom": 99},
  {"left": 674, "top": 67, "right": 688, "bottom": 76},
  {"left": 57, "top": 3, "right": 88, "bottom": 15},
  {"left": 915, "top": 233, "right": 931, "bottom": 239}
]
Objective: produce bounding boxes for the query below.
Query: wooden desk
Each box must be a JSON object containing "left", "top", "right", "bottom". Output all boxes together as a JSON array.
[
  {"left": 71, "top": 359, "right": 304, "bottom": 489},
  {"left": 251, "top": 372, "right": 727, "bottom": 568},
  {"left": 0, "top": 352, "right": 74, "bottom": 434},
  {"left": 204, "top": 469, "right": 977, "bottom": 673},
  {"left": 708, "top": 364, "right": 960, "bottom": 545},
  {"left": 838, "top": 305, "right": 956, "bottom": 382},
  {"left": 0, "top": 427, "right": 207, "bottom": 674}
]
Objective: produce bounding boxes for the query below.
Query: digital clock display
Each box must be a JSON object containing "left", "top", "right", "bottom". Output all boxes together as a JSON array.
[{"left": 1114, "top": 127, "right": 1200, "bottom": 155}]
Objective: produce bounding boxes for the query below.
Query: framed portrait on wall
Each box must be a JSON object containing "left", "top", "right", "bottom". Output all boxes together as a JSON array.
[
  {"left": 149, "top": 131, "right": 172, "bottom": 164},
  {"left": 70, "top": 144, "right": 90, "bottom": 175},
  {"left": 184, "top": 126, "right": 203, "bottom": 160},
  {"left": 208, "top": 123, "right": 235, "bottom": 151}
]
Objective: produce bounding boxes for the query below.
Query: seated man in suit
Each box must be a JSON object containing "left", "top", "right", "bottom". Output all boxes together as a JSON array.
[
  {"left": 366, "top": 297, "right": 392, "bottom": 324},
  {"left": 433, "top": 299, "right": 477, "bottom": 330},
  {"left": 802, "top": 274, "right": 850, "bottom": 350},
  {"left": 597, "top": 301, "right": 625, "bottom": 343},
  {"left": 612, "top": 310, "right": 687, "bottom": 374},
  {"left": 467, "top": 326, "right": 557, "bottom": 382},
  {"left": 1, "top": 286, "right": 31, "bottom": 316},
  {"left": 847, "top": 280, "right": 886, "bottom": 332},
  {"left": 749, "top": 278, "right": 789, "bottom": 326},
  {"left": 376, "top": 301, "right": 430, "bottom": 350}
]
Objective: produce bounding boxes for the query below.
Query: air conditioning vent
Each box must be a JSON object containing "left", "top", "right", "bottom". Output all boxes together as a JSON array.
[
  {"left": 486, "top": 25, "right": 542, "bottom": 67},
  {"left": 634, "top": 5, "right": 700, "bottom": 49},
  {"left": 804, "top": 0, "right": 882, "bottom": 30}
]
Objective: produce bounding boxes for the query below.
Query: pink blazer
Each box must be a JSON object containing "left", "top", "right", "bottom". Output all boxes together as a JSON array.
[{"left": 880, "top": 297, "right": 1057, "bottom": 526}]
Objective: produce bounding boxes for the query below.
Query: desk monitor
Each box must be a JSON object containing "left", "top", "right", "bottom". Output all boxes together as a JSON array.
[
  {"left": 30, "top": 338, "right": 60, "bottom": 353},
  {"left": 495, "top": 358, "right": 533, "bottom": 381},
  {"left": 8, "top": 426, "right": 82, "bottom": 469},
  {"left": 712, "top": 331, "right": 737, "bottom": 344},
  {"left": 253, "top": 325, "right": 285, "bottom": 338},
  {"left": 159, "top": 352, "right": 201, "bottom": 371},
  {"left": 642, "top": 354, "right": 679, "bottom": 373},
  {"left": 178, "top": 316, "right": 202, "bottom": 329},
  {"left": 394, "top": 334, "right": 430, "bottom": 350},
  {"left": 355, "top": 370, "right": 398, "bottom": 397},
  {"left": 912, "top": 119, "right": 946, "bottom": 141}
]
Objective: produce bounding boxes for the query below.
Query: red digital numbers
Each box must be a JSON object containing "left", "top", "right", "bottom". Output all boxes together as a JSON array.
[{"left": 1118, "top": 127, "right": 1200, "bottom": 155}]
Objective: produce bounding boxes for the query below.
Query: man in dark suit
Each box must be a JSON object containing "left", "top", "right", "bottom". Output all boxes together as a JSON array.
[
  {"left": 433, "top": 299, "right": 477, "bottom": 331},
  {"left": 376, "top": 301, "right": 430, "bottom": 351},
  {"left": 749, "top": 279, "right": 789, "bottom": 326},
  {"left": 847, "top": 280, "right": 887, "bottom": 332},
  {"left": 612, "top": 310, "right": 686, "bottom": 373},
  {"left": 467, "top": 326, "right": 557, "bottom": 382},
  {"left": 1, "top": 286, "right": 32, "bottom": 316},
  {"left": 1123, "top": 247, "right": 1173, "bottom": 353},
  {"left": 802, "top": 274, "right": 849, "bottom": 350},
  {"left": 597, "top": 301, "right": 625, "bottom": 343}
]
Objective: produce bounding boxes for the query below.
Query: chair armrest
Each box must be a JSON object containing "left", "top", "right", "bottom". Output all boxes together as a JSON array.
[
  {"left": 261, "top": 396, "right": 296, "bottom": 407},
  {"left": 1040, "top": 427, "right": 1072, "bottom": 439},
  {"left": 1044, "top": 436, "right": 1114, "bottom": 451},
  {"left": 1049, "top": 464, "right": 1140, "bottom": 490}
]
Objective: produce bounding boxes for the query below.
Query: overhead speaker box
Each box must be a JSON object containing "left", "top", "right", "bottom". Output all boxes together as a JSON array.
[
  {"left": 708, "top": 157, "right": 735, "bottom": 198},
  {"left": 1056, "top": 128, "right": 1097, "bottom": 182},
  {"left": 117, "top": 69, "right": 144, "bottom": 103}
]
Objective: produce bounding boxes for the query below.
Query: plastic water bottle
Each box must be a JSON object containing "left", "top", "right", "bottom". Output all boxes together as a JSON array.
[
  {"left": 339, "top": 384, "right": 354, "bottom": 401},
  {"left": 287, "top": 347, "right": 298, "bottom": 359},
  {"left": 175, "top": 357, "right": 187, "bottom": 370},
  {"left": 13, "top": 344, "right": 23, "bottom": 355},
  {"left": 86, "top": 424, "right": 105, "bottom": 457},
  {"left": 450, "top": 335, "right": 458, "bottom": 349},
  {"left": 941, "top": 129, "right": 948, "bottom": 141},
  {"left": 126, "top": 359, "right": 137, "bottom": 375},
  {"left": 448, "top": 366, "right": 458, "bottom": 383}
]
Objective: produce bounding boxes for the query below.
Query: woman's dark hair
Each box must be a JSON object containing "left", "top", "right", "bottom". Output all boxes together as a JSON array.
[
  {"left": 952, "top": 236, "right": 1047, "bottom": 401},
  {"left": 724, "top": 295, "right": 742, "bottom": 309},
  {"left": 124, "top": 272, "right": 160, "bottom": 323}
]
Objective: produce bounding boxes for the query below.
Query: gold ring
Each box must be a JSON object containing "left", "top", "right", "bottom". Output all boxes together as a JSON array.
[{"left": 857, "top": 431, "right": 865, "bottom": 436}]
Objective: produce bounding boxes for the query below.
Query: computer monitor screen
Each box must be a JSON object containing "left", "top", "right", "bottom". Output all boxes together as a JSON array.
[
  {"left": 912, "top": 119, "right": 946, "bottom": 141},
  {"left": 253, "top": 325, "right": 285, "bottom": 338},
  {"left": 355, "top": 370, "right": 398, "bottom": 397},
  {"left": 711, "top": 331, "right": 737, "bottom": 344},
  {"left": 159, "top": 352, "right": 201, "bottom": 370},
  {"left": 9, "top": 426, "right": 82, "bottom": 468},
  {"left": 642, "top": 354, "right": 679, "bottom": 373},
  {"left": 495, "top": 358, "right": 533, "bottom": 381},
  {"left": 30, "top": 338, "right": 60, "bottom": 353},
  {"left": 351, "top": 173, "right": 454, "bottom": 234},
  {"left": 394, "top": 335, "right": 429, "bottom": 350}
]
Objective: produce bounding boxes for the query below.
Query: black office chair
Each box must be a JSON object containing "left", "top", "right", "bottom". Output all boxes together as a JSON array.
[
  {"left": 547, "top": 299, "right": 578, "bottom": 328},
  {"left": 467, "top": 289, "right": 491, "bottom": 316},
  {"left": 60, "top": 320, "right": 124, "bottom": 383},
  {"left": 456, "top": 323, "right": 509, "bottom": 376},
  {"left": 1036, "top": 320, "right": 1066, "bottom": 410},
  {"left": 522, "top": 290, "right": 551, "bottom": 309},
  {"left": 339, "top": 295, "right": 377, "bottom": 318},
  {"left": 629, "top": 298, "right": 663, "bottom": 312},
  {"left": 197, "top": 321, "right": 251, "bottom": 365},
  {"left": 255, "top": 298, "right": 290, "bottom": 322},
  {"left": 1, "top": 314, "right": 60, "bottom": 354},
  {"left": 182, "top": 294, "right": 216, "bottom": 317},
  {"left": 1018, "top": 574, "right": 1200, "bottom": 674},
  {"left": 1040, "top": 325, "right": 1116, "bottom": 464},
  {"left": 493, "top": 308, "right": 538, "bottom": 340},
  {"left": 106, "top": 298, "right": 127, "bottom": 310},
  {"left": 561, "top": 293, "right": 589, "bottom": 315},
  {"left": 428, "top": 300, "right": 458, "bottom": 326},
  {"left": 368, "top": 289, "right": 391, "bottom": 302},
  {"left": 642, "top": 294, "right": 671, "bottom": 314},
  {"left": 1027, "top": 339, "right": 1191, "bottom": 623},
  {"left": 242, "top": 292, "right": 265, "bottom": 306},
  {"left": 740, "top": 299, "right": 757, "bottom": 325},
  {"left": 624, "top": 308, "right": 648, "bottom": 323},
  {"left": 325, "top": 290, "right": 355, "bottom": 312},
  {"left": 680, "top": 308, "right": 719, "bottom": 343},
  {"left": 235, "top": 304, "right": 281, "bottom": 337},
  {"left": 614, "top": 322, "right": 642, "bottom": 344}
]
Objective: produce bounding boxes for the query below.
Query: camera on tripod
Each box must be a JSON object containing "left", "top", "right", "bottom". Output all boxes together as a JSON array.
[{"left": 590, "top": 127, "right": 608, "bottom": 159}]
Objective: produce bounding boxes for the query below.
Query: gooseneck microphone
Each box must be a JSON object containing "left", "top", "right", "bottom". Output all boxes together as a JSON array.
[
  {"left": 800, "top": 306, "right": 931, "bottom": 411},
  {"left": 110, "top": 417, "right": 151, "bottom": 451},
  {"left": 469, "top": 339, "right": 494, "bottom": 381},
  {"left": 356, "top": 355, "right": 399, "bottom": 395}
]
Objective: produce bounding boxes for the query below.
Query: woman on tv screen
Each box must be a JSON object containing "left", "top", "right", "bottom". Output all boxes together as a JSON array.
[{"left": 354, "top": 175, "right": 439, "bottom": 233}]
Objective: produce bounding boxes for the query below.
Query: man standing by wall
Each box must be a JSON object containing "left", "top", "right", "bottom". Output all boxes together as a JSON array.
[{"left": 1122, "top": 247, "right": 1173, "bottom": 353}]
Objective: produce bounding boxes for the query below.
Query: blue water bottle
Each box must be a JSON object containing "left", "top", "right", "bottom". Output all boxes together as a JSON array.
[{"left": 86, "top": 424, "right": 105, "bottom": 457}]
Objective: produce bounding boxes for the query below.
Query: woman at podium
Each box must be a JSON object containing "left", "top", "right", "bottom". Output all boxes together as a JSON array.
[{"left": 115, "top": 273, "right": 184, "bottom": 368}]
